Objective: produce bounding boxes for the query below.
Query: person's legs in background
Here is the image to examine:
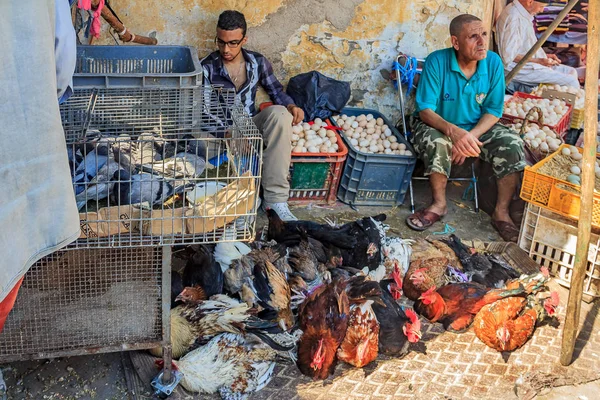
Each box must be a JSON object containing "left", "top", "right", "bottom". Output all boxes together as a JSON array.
[
  {"left": 252, "top": 105, "right": 297, "bottom": 221},
  {"left": 406, "top": 117, "right": 453, "bottom": 230},
  {"left": 478, "top": 124, "right": 526, "bottom": 242}
]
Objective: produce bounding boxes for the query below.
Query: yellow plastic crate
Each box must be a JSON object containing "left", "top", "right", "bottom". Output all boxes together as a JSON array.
[{"left": 520, "top": 144, "right": 600, "bottom": 228}]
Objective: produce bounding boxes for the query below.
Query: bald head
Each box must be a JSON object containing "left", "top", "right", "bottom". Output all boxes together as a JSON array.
[{"left": 449, "top": 14, "right": 482, "bottom": 37}]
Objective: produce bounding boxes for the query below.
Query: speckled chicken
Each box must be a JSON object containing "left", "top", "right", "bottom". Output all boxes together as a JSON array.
[
  {"left": 171, "top": 332, "right": 280, "bottom": 399},
  {"left": 474, "top": 291, "right": 559, "bottom": 352},
  {"left": 337, "top": 300, "right": 379, "bottom": 368},
  {"left": 403, "top": 257, "right": 449, "bottom": 301}
]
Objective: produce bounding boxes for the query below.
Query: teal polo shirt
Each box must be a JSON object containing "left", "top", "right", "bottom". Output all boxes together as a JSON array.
[{"left": 415, "top": 48, "right": 505, "bottom": 131}]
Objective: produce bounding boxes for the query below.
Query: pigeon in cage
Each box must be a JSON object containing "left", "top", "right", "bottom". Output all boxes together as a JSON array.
[
  {"left": 74, "top": 155, "right": 123, "bottom": 210},
  {"left": 72, "top": 141, "right": 109, "bottom": 195},
  {"left": 110, "top": 169, "right": 175, "bottom": 206},
  {"left": 140, "top": 152, "right": 207, "bottom": 179},
  {"left": 111, "top": 132, "right": 162, "bottom": 171}
]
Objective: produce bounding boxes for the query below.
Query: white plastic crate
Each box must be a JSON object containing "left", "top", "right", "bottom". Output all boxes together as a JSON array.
[{"left": 518, "top": 203, "right": 600, "bottom": 302}]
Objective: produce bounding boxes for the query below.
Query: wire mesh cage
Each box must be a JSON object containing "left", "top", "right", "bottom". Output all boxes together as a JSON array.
[
  {"left": 60, "top": 85, "right": 262, "bottom": 248},
  {"left": 0, "top": 246, "right": 169, "bottom": 363}
]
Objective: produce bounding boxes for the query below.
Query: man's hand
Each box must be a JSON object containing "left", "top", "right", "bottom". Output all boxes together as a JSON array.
[
  {"left": 547, "top": 54, "right": 561, "bottom": 64},
  {"left": 287, "top": 104, "right": 305, "bottom": 125},
  {"left": 536, "top": 57, "right": 558, "bottom": 67},
  {"left": 448, "top": 127, "right": 482, "bottom": 157},
  {"left": 451, "top": 147, "right": 468, "bottom": 165}
]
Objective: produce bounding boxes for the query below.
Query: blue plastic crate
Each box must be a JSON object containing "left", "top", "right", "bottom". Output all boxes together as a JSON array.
[
  {"left": 333, "top": 107, "right": 416, "bottom": 206},
  {"left": 73, "top": 45, "right": 203, "bottom": 88}
]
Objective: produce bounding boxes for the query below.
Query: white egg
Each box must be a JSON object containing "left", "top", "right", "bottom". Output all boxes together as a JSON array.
[
  {"left": 384, "top": 128, "right": 392, "bottom": 137},
  {"left": 326, "top": 130, "right": 336, "bottom": 138},
  {"left": 350, "top": 138, "right": 358, "bottom": 146},
  {"left": 319, "top": 144, "right": 329, "bottom": 153},
  {"left": 293, "top": 145, "right": 303, "bottom": 153},
  {"left": 525, "top": 132, "right": 536, "bottom": 140},
  {"left": 332, "top": 144, "right": 338, "bottom": 150},
  {"left": 383, "top": 140, "right": 391, "bottom": 149},
  {"left": 530, "top": 140, "right": 539, "bottom": 149},
  {"left": 384, "top": 148, "right": 393, "bottom": 154},
  {"left": 311, "top": 123, "right": 321, "bottom": 131},
  {"left": 314, "top": 118, "right": 323, "bottom": 125},
  {"left": 308, "top": 146, "right": 319, "bottom": 153},
  {"left": 562, "top": 147, "right": 571, "bottom": 156},
  {"left": 571, "top": 165, "right": 581, "bottom": 175},
  {"left": 351, "top": 121, "right": 359, "bottom": 129},
  {"left": 539, "top": 142, "right": 549, "bottom": 152},
  {"left": 404, "top": 151, "right": 413, "bottom": 156},
  {"left": 389, "top": 136, "right": 398, "bottom": 143},
  {"left": 366, "top": 114, "right": 374, "bottom": 121},
  {"left": 360, "top": 147, "right": 368, "bottom": 153},
  {"left": 341, "top": 114, "right": 348, "bottom": 120},
  {"left": 292, "top": 125, "right": 303, "bottom": 134},
  {"left": 359, "top": 139, "right": 370, "bottom": 147},
  {"left": 318, "top": 128, "right": 327, "bottom": 137}
]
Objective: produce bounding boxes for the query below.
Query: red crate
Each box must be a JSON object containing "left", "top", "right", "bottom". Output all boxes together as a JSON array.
[
  {"left": 501, "top": 92, "right": 573, "bottom": 136},
  {"left": 259, "top": 102, "right": 348, "bottom": 205},
  {"left": 288, "top": 129, "right": 348, "bottom": 205}
]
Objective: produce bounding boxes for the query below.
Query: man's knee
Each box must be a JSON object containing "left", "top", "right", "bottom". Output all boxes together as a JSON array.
[{"left": 260, "top": 105, "right": 293, "bottom": 126}]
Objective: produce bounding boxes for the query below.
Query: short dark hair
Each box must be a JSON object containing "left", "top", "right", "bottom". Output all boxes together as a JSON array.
[
  {"left": 449, "top": 14, "right": 482, "bottom": 37},
  {"left": 217, "top": 10, "right": 247, "bottom": 36}
]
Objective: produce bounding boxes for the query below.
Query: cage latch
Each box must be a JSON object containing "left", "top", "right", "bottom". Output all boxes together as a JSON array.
[{"left": 151, "top": 369, "right": 182, "bottom": 399}]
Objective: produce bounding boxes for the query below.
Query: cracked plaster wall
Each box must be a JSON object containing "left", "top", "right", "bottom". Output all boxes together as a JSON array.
[{"left": 96, "top": 0, "right": 494, "bottom": 122}]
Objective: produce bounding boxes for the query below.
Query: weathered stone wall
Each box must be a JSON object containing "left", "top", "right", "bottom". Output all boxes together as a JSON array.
[{"left": 95, "top": 0, "right": 494, "bottom": 122}]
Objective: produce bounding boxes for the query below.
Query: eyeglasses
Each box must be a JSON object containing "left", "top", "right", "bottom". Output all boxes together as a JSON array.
[{"left": 215, "top": 36, "right": 245, "bottom": 48}]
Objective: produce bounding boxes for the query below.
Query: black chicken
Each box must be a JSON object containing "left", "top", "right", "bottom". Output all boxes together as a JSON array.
[
  {"left": 442, "top": 235, "right": 519, "bottom": 288},
  {"left": 171, "top": 270, "right": 183, "bottom": 308},
  {"left": 266, "top": 209, "right": 357, "bottom": 249},
  {"left": 372, "top": 280, "right": 423, "bottom": 357},
  {"left": 336, "top": 214, "right": 387, "bottom": 271},
  {"left": 183, "top": 244, "right": 224, "bottom": 297}
]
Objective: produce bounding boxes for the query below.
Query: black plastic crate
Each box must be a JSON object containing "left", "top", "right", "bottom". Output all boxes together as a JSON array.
[{"left": 333, "top": 107, "right": 416, "bottom": 206}]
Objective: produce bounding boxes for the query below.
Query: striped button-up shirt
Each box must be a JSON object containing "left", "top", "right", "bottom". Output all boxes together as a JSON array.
[{"left": 201, "top": 49, "right": 295, "bottom": 116}]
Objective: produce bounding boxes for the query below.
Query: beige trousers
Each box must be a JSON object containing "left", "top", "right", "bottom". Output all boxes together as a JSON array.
[{"left": 253, "top": 105, "right": 293, "bottom": 203}]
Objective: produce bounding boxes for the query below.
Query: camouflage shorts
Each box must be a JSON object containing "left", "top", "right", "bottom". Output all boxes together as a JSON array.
[{"left": 410, "top": 117, "right": 526, "bottom": 179}]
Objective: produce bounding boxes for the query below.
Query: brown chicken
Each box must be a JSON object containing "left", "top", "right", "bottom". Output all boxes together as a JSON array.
[
  {"left": 403, "top": 257, "right": 449, "bottom": 301},
  {"left": 414, "top": 283, "right": 526, "bottom": 332},
  {"left": 252, "top": 259, "right": 294, "bottom": 331},
  {"left": 296, "top": 280, "right": 350, "bottom": 380},
  {"left": 337, "top": 300, "right": 379, "bottom": 368},
  {"left": 474, "top": 291, "right": 559, "bottom": 352}
]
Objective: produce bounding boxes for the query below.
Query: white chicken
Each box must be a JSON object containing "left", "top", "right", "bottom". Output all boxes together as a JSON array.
[
  {"left": 174, "top": 332, "right": 278, "bottom": 399},
  {"left": 381, "top": 236, "right": 413, "bottom": 276},
  {"left": 214, "top": 229, "right": 252, "bottom": 272}
]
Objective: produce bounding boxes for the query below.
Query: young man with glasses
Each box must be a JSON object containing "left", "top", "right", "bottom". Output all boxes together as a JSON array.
[{"left": 201, "top": 10, "right": 304, "bottom": 221}]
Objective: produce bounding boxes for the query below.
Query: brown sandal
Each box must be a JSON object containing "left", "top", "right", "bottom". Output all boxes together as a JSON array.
[
  {"left": 491, "top": 220, "right": 520, "bottom": 243},
  {"left": 406, "top": 209, "right": 443, "bottom": 231}
]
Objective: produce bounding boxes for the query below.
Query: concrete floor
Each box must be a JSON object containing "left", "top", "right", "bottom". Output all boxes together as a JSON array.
[{"left": 2, "top": 180, "right": 599, "bottom": 400}]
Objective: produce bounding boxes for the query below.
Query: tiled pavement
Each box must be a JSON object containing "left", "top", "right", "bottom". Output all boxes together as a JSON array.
[{"left": 247, "top": 285, "right": 600, "bottom": 400}]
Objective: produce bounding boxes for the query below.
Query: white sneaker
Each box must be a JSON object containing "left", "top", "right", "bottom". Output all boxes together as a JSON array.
[{"left": 262, "top": 202, "right": 298, "bottom": 221}]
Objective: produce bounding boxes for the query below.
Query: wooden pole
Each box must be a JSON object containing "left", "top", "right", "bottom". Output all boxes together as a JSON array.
[
  {"left": 506, "top": 0, "right": 580, "bottom": 84},
  {"left": 560, "top": 0, "right": 600, "bottom": 366}
]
